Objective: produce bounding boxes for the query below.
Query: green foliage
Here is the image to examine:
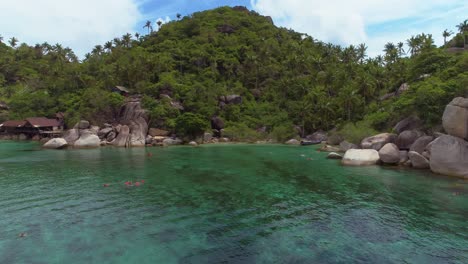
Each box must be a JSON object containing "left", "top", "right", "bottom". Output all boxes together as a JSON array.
[
  {"left": 223, "top": 123, "right": 262, "bottom": 142},
  {"left": 269, "top": 123, "right": 297, "bottom": 143},
  {"left": 175, "top": 112, "right": 208, "bottom": 139},
  {"left": 337, "top": 120, "right": 379, "bottom": 144},
  {"left": 0, "top": 7, "right": 465, "bottom": 139}
]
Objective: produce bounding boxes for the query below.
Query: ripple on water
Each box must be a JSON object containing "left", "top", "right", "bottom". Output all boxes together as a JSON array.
[{"left": 0, "top": 143, "right": 466, "bottom": 263}]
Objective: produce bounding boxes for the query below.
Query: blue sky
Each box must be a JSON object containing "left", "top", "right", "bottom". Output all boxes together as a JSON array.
[{"left": 0, "top": 0, "right": 466, "bottom": 57}]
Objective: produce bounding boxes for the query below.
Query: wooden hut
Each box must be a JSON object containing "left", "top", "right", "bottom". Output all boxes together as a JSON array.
[{"left": 0, "top": 120, "right": 26, "bottom": 133}]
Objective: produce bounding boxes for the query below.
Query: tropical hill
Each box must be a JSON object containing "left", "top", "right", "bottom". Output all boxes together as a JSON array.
[{"left": 0, "top": 6, "right": 467, "bottom": 142}]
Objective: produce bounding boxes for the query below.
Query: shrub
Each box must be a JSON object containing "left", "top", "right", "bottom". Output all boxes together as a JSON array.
[
  {"left": 223, "top": 123, "right": 262, "bottom": 142},
  {"left": 337, "top": 120, "right": 379, "bottom": 144},
  {"left": 269, "top": 124, "right": 297, "bottom": 143},
  {"left": 175, "top": 112, "right": 208, "bottom": 139}
]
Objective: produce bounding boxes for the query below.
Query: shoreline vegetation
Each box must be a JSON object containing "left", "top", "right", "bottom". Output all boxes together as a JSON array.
[{"left": 0, "top": 6, "right": 467, "bottom": 179}]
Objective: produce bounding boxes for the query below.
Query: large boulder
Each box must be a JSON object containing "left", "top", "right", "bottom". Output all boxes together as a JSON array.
[
  {"left": 211, "top": 116, "right": 225, "bottom": 130},
  {"left": 378, "top": 143, "right": 400, "bottom": 164},
  {"left": 442, "top": 97, "right": 468, "bottom": 140},
  {"left": 74, "top": 131, "right": 100, "bottom": 148},
  {"left": 111, "top": 125, "right": 130, "bottom": 147},
  {"left": 409, "top": 136, "right": 434, "bottom": 154},
  {"left": 361, "top": 133, "right": 397, "bottom": 151},
  {"left": 285, "top": 139, "right": 300, "bottom": 145},
  {"left": 408, "top": 151, "right": 429, "bottom": 169},
  {"left": 148, "top": 128, "right": 169, "bottom": 137},
  {"left": 342, "top": 149, "right": 380, "bottom": 166},
  {"left": 429, "top": 135, "right": 468, "bottom": 178},
  {"left": 43, "top": 138, "right": 68, "bottom": 149},
  {"left": 77, "top": 120, "right": 90, "bottom": 129},
  {"left": 106, "top": 131, "right": 117, "bottom": 142},
  {"left": 396, "top": 130, "right": 425, "bottom": 150},
  {"left": 89, "top": 126, "right": 100, "bottom": 135},
  {"left": 339, "top": 141, "right": 358, "bottom": 152},
  {"left": 118, "top": 99, "right": 149, "bottom": 147},
  {"left": 306, "top": 130, "right": 327, "bottom": 142},
  {"left": 63, "top": 128, "right": 80, "bottom": 144},
  {"left": 393, "top": 116, "right": 422, "bottom": 134},
  {"left": 98, "top": 127, "right": 113, "bottom": 139}
]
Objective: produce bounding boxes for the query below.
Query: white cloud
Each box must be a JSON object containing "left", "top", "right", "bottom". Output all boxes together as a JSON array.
[
  {"left": 0, "top": 0, "right": 142, "bottom": 57},
  {"left": 250, "top": 0, "right": 468, "bottom": 57}
]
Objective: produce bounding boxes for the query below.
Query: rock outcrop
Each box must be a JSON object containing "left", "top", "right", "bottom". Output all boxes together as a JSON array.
[
  {"left": 63, "top": 128, "right": 80, "bottom": 144},
  {"left": 327, "top": 134, "right": 344, "bottom": 145},
  {"left": 342, "top": 149, "right": 380, "bottom": 166},
  {"left": 378, "top": 143, "right": 400, "bottom": 164},
  {"left": 429, "top": 135, "right": 468, "bottom": 178},
  {"left": 361, "top": 133, "right": 397, "bottom": 151},
  {"left": 307, "top": 130, "right": 327, "bottom": 142},
  {"left": 111, "top": 125, "right": 130, "bottom": 147},
  {"left": 43, "top": 138, "right": 68, "bottom": 149},
  {"left": 148, "top": 128, "right": 169, "bottom": 137},
  {"left": 116, "top": 98, "right": 149, "bottom": 147},
  {"left": 442, "top": 97, "right": 468, "bottom": 140}
]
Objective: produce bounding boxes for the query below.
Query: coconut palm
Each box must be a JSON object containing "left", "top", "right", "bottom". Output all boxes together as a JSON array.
[
  {"left": 157, "top": 20, "right": 163, "bottom": 30},
  {"left": 122, "top": 33, "right": 132, "bottom": 48},
  {"left": 144, "top": 20, "right": 152, "bottom": 34},
  {"left": 357, "top": 43, "right": 367, "bottom": 63},
  {"left": 135, "top": 32, "right": 140, "bottom": 40},
  {"left": 397, "top": 42, "right": 405, "bottom": 57},
  {"left": 176, "top": 13, "right": 182, "bottom": 20},
  {"left": 104, "top": 41, "right": 113, "bottom": 52},
  {"left": 442, "top": 29, "right": 453, "bottom": 45},
  {"left": 456, "top": 19, "right": 468, "bottom": 33},
  {"left": 8, "top": 37, "right": 18, "bottom": 48}
]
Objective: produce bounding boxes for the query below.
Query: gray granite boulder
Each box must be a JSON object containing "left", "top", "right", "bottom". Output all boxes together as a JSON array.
[
  {"left": 408, "top": 151, "right": 429, "bottom": 169},
  {"left": 379, "top": 143, "right": 400, "bottom": 164},
  {"left": 410, "top": 136, "right": 434, "bottom": 154},
  {"left": 429, "top": 135, "right": 468, "bottom": 178},
  {"left": 361, "top": 133, "right": 397, "bottom": 151},
  {"left": 43, "top": 138, "right": 68, "bottom": 149},
  {"left": 442, "top": 97, "right": 468, "bottom": 140},
  {"left": 396, "top": 130, "right": 425, "bottom": 150},
  {"left": 342, "top": 149, "right": 380, "bottom": 166}
]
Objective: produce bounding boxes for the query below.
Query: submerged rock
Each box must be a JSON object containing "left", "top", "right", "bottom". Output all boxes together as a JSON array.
[
  {"left": 327, "top": 152, "right": 343, "bottom": 159},
  {"left": 189, "top": 141, "right": 198, "bottom": 146},
  {"left": 342, "top": 149, "right": 380, "bottom": 166}
]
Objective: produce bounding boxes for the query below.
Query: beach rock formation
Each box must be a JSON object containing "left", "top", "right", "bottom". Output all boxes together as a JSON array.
[
  {"left": 378, "top": 143, "right": 400, "bottom": 164},
  {"left": 442, "top": 97, "right": 468, "bottom": 140},
  {"left": 361, "top": 133, "right": 397, "bottom": 151},
  {"left": 429, "top": 135, "right": 468, "bottom": 178},
  {"left": 111, "top": 125, "right": 130, "bottom": 147},
  {"left": 63, "top": 128, "right": 80, "bottom": 144},
  {"left": 43, "top": 138, "right": 68, "bottom": 149},
  {"left": 342, "top": 149, "right": 380, "bottom": 166}
]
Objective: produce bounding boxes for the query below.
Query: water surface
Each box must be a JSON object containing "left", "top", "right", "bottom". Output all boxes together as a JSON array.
[{"left": 0, "top": 141, "right": 466, "bottom": 263}]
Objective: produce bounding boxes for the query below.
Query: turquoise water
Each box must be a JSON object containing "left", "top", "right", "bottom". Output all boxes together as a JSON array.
[{"left": 0, "top": 141, "right": 466, "bottom": 263}]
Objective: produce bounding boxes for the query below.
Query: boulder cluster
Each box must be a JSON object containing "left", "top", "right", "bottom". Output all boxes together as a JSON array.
[{"left": 335, "top": 97, "right": 467, "bottom": 179}]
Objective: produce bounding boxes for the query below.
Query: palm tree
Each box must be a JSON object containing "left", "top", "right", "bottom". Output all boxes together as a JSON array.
[
  {"left": 92, "top": 45, "right": 103, "bottom": 55},
  {"left": 156, "top": 20, "right": 163, "bottom": 30},
  {"left": 104, "top": 41, "right": 113, "bottom": 52},
  {"left": 143, "top": 20, "right": 152, "bottom": 34},
  {"left": 8, "top": 37, "right": 18, "bottom": 48},
  {"left": 135, "top": 32, "right": 140, "bottom": 40},
  {"left": 397, "top": 42, "right": 405, "bottom": 57},
  {"left": 442, "top": 29, "right": 453, "bottom": 45},
  {"left": 122, "top": 33, "right": 132, "bottom": 48},
  {"left": 456, "top": 19, "right": 468, "bottom": 33},
  {"left": 357, "top": 43, "right": 367, "bottom": 64},
  {"left": 176, "top": 13, "right": 182, "bottom": 20},
  {"left": 406, "top": 36, "right": 421, "bottom": 56}
]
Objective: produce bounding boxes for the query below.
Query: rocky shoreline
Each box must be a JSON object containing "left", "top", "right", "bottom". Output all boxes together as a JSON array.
[{"left": 314, "top": 97, "right": 467, "bottom": 179}]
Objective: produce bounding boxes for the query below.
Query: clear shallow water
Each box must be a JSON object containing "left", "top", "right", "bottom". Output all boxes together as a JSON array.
[{"left": 0, "top": 141, "right": 466, "bottom": 264}]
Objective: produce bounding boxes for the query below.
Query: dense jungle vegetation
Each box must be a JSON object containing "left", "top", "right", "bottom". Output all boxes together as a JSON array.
[{"left": 0, "top": 6, "right": 467, "bottom": 142}]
